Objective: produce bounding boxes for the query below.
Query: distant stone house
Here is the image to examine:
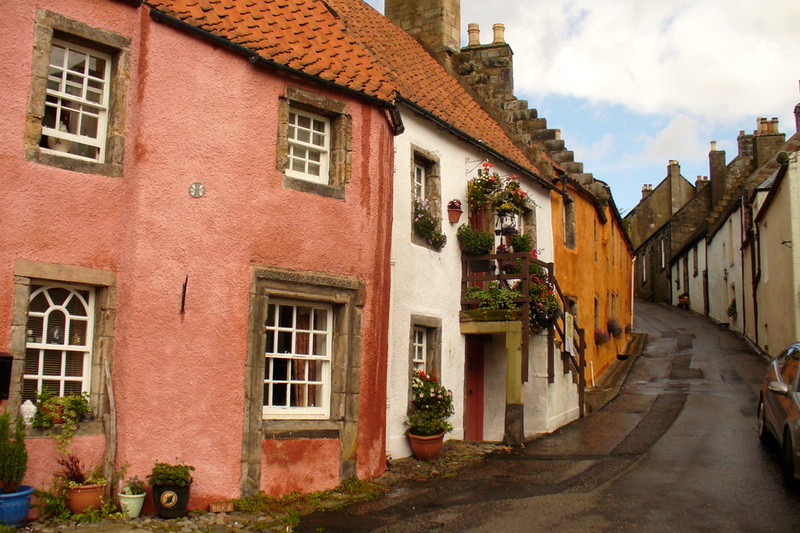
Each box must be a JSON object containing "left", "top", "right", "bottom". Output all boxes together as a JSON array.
[
  {"left": 663, "top": 116, "right": 790, "bottom": 331},
  {"left": 742, "top": 124, "right": 800, "bottom": 355},
  {"left": 1, "top": 0, "right": 402, "bottom": 509}
]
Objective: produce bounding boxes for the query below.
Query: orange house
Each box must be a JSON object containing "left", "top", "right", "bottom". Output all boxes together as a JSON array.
[{"left": 551, "top": 177, "right": 634, "bottom": 386}]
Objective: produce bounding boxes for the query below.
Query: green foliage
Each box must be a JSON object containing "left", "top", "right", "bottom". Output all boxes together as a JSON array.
[
  {"left": 413, "top": 198, "right": 447, "bottom": 250},
  {"left": 465, "top": 283, "right": 521, "bottom": 310},
  {"left": 508, "top": 232, "right": 532, "bottom": 253},
  {"left": 33, "top": 487, "right": 71, "bottom": 521},
  {"left": 0, "top": 413, "right": 27, "bottom": 492},
  {"left": 120, "top": 475, "right": 145, "bottom": 495},
  {"left": 406, "top": 370, "right": 454, "bottom": 437},
  {"left": 71, "top": 499, "right": 121, "bottom": 523},
  {"left": 0, "top": 524, "right": 17, "bottom": 533},
  {"left": 457, "top": 224, "right": 494, "bottom": 255},
  {"left": 148, "top": 461, "right": 194, "bottom": 487},
  {"left": 32, "top": 390, "right": 91, "bottom": 454}
]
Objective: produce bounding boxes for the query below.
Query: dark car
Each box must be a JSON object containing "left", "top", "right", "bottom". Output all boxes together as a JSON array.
[{"left": 758, "top": 342, "right": 800, "bottom": 486}]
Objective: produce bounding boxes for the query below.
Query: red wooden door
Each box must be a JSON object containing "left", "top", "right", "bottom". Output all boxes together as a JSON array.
[{"left": 465, "top": 340, "right": 485, "bottom": 441}]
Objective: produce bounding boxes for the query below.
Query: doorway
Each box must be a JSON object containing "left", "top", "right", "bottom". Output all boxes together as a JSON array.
[{"left": 465, "top": 339, "right": 485, "bottom": 441}]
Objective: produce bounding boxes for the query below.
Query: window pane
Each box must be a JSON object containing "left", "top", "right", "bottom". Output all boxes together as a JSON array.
[
  {"left": 22, "top": 380, "right": 38, "bottom": 402},
  {"left": 49, "top": 287, "right": 70, "bottom": 306},
  {"left": 42, "top": 380, "right": 62, "bottom": 396},
  {"left": 313, "top": 309, "right": 328, "bottom": 331},
  {"left": 278, "top": 305, "right": 293, "bottom": 328},
  {"left": 277, "top": 331, "right": 292, "bottom": 354},
  {"left": 80, "top": 114, "right": 99, "bottom": 138},
  {"left": 297, "top": 129, "right": 310, "bottom": 143},
  {"left": 297, "top": 115, "right": 311, "bottom": 129},
  {"left": 308, "top": 163, "right": 320, "bottom": 176},
  {"left": 24, "top": 349, "right": 40, "bottom": 374},
  {"left": 307, "top": 384, "right": 322, "bottom": 407},
  {"left": 313, "top": 333, "right": 327, "bottom": 356},
  {"left": 67, "top": 50, "right": 86, "bottom": 73},
  {"left": 271, "top": 382, "right": 287, "bottom": 406},
  {"left": 69, "top": 321, "right": 87, "bottom": 345},
  {"left": 65, "top": 352, "right": 84, "bottom": 377},
  {"left": 64, "top": 382, "right": 83, "bottom": 396},
  {"left": 43, "top": 350, "right": 62, "bottom": 376},
  {"left": 291, "top": 360, "right": 306, "bottom": 381},
  {"left": 88, "top": 56, "right": 106, "bottom": 79}
]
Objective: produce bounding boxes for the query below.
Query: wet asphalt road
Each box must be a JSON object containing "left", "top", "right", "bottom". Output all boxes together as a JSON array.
[{"left": 298, "top": 302, "right": 800, "bottom": 532}]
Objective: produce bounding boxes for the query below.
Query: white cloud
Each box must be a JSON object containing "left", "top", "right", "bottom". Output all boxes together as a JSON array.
[{"left": 470, "top": 0, "right": 800, "bottom": 124}]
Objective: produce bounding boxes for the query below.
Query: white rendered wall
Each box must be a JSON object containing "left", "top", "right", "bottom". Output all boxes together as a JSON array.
[
  {"left": 386, "top": 109, "right": 557, "bottom": 458},
  {"left": 706, "top": 208, "right": 744, "bottom": 331}
]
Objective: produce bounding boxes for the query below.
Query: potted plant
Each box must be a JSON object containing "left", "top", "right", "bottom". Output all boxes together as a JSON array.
[
  {"left": 32, "top": 390, "right": 91, "bottom": 453},
  {"left": 594, "top": 329, "right": 610, "bottom": 345},
  {"left": 148, "top": 461, "right": 194, "bottom": 518},
  {"left": 405, "top": 370, "right": 454, "bottom": 461},
  {"left": 56, "top": 454, "right": 106, "bottom": 515},
  {"left": 117, "top": 475, "right": 146, "bottom": 518},
  {"left": 528, "top": 264, "right": 562, "bottom": 330},
  {"left": 464, "top": 283, "right": 523, "bottom": 321},
  {"left": 413, "top": 197, "right": 447, "bottom": 250},
  {"left": 457, "top": 224, "right": 495, "bottom": 272},
  {"left": 0, "top": 413, "right": 34, "bottom": 527},
  {"left": 446, "top": 198, "right": 463, "bottom": 223}
]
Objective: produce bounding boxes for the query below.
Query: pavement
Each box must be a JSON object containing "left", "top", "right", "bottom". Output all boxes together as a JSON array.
[{"left": 19, "top": 334, "right": 647, "bottom": 533}]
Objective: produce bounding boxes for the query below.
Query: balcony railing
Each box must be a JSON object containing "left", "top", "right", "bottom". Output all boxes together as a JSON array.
[{"left": 460, "top": 250, "right": 586, "bottom": 416}]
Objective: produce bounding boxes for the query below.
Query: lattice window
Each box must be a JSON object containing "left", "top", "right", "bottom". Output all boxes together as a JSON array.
[
  {"left": 287, "top": 109, "right": 330, "bottom": 184},
  {"left": 23, "top": 284, "right": 94, "bottom": 400},
  {"left": 263, "top": 300, "right": 332, "bottom": 419}
]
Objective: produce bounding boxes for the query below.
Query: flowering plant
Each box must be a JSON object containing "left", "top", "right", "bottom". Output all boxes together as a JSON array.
[
  {"left": 594, "top": 329, "right": 610, "bottom": 345},
  {"left": 491, "top": 176, "right": 529, "bottom": 215},
  {"left": 467, "top": 163, "right": 501, "bottom": 208},
  {"left": 406, "top": 369, "right": 454, "bottom": 437},
  {"left": 527, "top": 263, "right": 561, "bottom": 329},
  {"left": 447, "top": 198, "right": 462, "bottom": 210},
  {"left": 413, "top": 197, "right": 447, "bottom": 249}
]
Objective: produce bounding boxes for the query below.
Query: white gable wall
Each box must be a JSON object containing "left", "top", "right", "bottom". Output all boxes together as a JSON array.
[{"left": 386, "top": 109, "right": 560, "bottom": 458}]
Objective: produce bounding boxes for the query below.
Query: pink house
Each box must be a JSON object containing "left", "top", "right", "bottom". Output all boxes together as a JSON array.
[{"left": 0, "top": 0, "right": 400, "bottom": 510}]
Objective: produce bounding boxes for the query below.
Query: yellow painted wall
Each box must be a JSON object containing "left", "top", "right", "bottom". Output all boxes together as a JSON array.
[{"left": 551, "top": 185, "right": 634, "bottom": 384}]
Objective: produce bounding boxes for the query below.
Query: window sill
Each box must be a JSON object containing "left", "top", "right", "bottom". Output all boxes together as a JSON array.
[
  {"left": 24, "top": 419, "right": 104, "bottom": 439},
  {"left": 26, "top": 147, "right": 122, "bottom": 178},
  {"left": 283, "top": 175, "right": 345, "bottom": 201},
  {"left": 262, "top": 419, "right": 340, "bottom": 440}
]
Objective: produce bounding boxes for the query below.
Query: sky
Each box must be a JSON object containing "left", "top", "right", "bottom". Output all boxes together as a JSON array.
[{"left": 364, "top": 0, "right": 800, "bottom": 214}]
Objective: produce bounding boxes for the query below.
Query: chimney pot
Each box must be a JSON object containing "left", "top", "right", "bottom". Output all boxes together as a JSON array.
[
  {"left": 710, "top": 141, "right": 717, "bottom": 151},
  {"left": 492, "top": 23, "right": 505, "bottom": 43},
  {"left": 467, "top": 23, "right": 480, "bottom": 46}
]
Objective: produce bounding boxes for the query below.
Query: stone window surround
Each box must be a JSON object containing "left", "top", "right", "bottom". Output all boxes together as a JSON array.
[
  {"left": 6, "top": 260, "right": 116, "bottom": 437},
  {"left": 241, "top": 265, "right": 363, "bottom": 495},
  {"left": 25, "top": 10, "right": 130, "bottom": 177},
  {"left": 277, "top": 86, "right": 352, "bottom": 201},
  {"left": 409, "top": 145, "right": 442, "bottom": 249}
]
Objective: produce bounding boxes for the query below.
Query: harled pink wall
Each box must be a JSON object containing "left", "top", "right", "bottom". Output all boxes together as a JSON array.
[{"left": 1, "top": 0, "right": 392, "bottom": 508}]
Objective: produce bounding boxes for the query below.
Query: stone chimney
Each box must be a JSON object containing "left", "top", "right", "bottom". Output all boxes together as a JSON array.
[
  {"left": 385, "top": 0, "right": 461, "bottom": 59},
  {"left": 453, "top": 21, "right": 514, "bottom": 111},
  {"left": 641, "top": 184, "right": 653, "bottom": 200},
  {"left": 753, "top": 117, "right": 785, "bottom": 169},
  {"left": 709, "top": 140, "right": 727, "bottom": 207}
]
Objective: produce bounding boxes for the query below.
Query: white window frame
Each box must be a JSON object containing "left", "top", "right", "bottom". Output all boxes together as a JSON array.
[
  {"left": 41, "top": 39, "right": 111, "bottom": 163},
  {"left": 23, "top": 283, "right": 95, "bottom": 399},
  {"left": 263, "top": 299, "right": 332, "bottom": 419},
  {"left": 414, "top": 163, "right": 426, "bottom": 199},
  {"left": 412, "top": 327, "right": 426, "bottom": 372},
  {"left": 286, "top": 108, "right": 330, "bottom": 185}
]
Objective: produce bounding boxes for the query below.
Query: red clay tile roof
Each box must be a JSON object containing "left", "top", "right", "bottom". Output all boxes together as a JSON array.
[
  {"left": 148, "top": 0, "right": 397, "bottom": 100},
  {"left": 148, "top": 0, "right": 553, "bottom": 181},
  {"left": 326, "top": 0, "right": 553, "bottom": 179}
]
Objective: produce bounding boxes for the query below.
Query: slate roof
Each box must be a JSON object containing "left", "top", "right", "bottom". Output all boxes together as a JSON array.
[{"left": 148, "top": 0, "right": 551, "bottom": 182}]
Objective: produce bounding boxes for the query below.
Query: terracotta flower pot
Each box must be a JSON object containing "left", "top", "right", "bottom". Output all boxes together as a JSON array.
[
  {"left": 66, "top": 483, "right": 105, "bottom": 515},
  {"left": 408, "top": 432, "right": 445, "bottom": 461},
  {"left": 447, "top": 208, "right": 463, "bottom": 223}
]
